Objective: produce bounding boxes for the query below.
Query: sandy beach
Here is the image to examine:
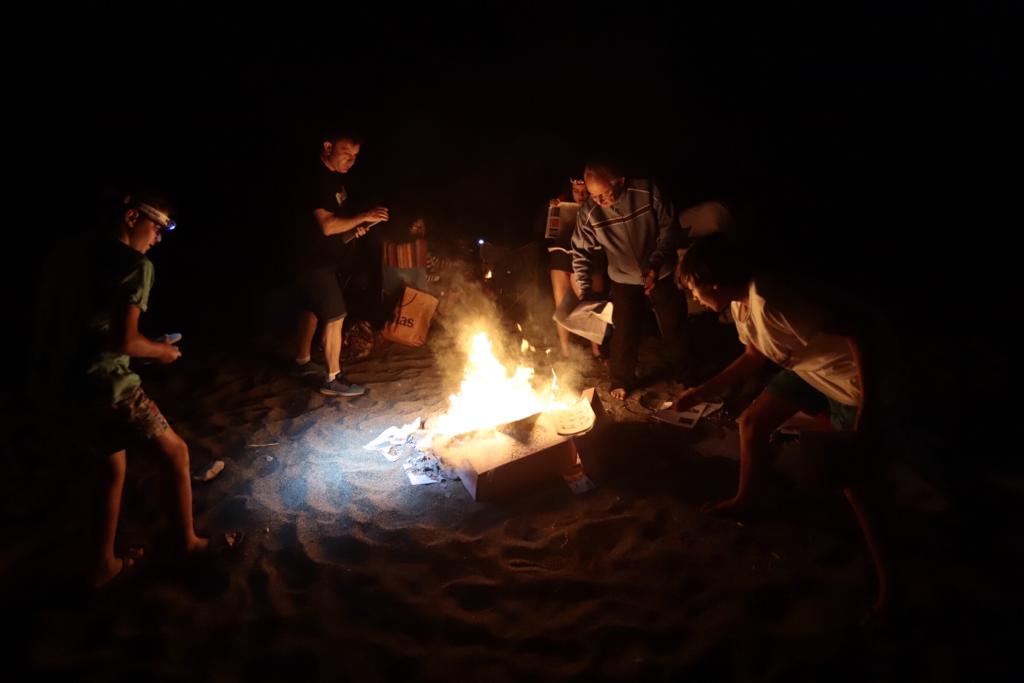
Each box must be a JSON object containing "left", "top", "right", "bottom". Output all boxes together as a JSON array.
[{"left": 3, "top": 316, "right": 1018, "bottom": 681}]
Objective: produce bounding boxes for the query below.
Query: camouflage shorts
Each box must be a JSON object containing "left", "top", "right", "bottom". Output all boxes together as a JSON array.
[{"left": 84, "top": 386, "right": 170, "bottom": 453}]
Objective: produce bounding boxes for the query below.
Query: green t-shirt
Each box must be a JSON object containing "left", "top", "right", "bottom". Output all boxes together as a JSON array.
[{"left": 84, "top": 240, "right": 154, "bottom": 404}]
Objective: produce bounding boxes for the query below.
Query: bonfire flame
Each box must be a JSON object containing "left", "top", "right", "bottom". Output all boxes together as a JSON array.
[{"left": 434, "top": 330, "right": 569, "bottom": 436}]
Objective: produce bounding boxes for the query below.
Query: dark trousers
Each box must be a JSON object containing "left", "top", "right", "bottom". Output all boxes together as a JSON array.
[{"left": 609, "top": 277, "right": 690, "bottom": 390}]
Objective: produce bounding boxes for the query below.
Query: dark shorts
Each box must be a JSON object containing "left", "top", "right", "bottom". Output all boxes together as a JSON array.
[
  {"left": 765, "top": 369, "right": 858, "bottom": 431},
  {"left": 83, "top": 386, "right": 170, "bottom": 454},
  {"left": 295, "top": 266, "right": 347, "bottom": 322},
  {"left": 548, "top": 249, "right": 573, "bottom": 273}
]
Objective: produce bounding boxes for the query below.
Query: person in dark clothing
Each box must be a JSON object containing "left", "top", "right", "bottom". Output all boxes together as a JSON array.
[{"left": 288, "top": 130, "right": 388, "bottom": 396}]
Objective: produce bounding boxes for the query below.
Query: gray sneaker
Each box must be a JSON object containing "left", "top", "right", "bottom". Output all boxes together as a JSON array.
[
  {"left": 290, "top": 360, "right": 326, "bottom": 378},
  {"left": 319, "top": 376, "right": 366, "bottom": 397}
]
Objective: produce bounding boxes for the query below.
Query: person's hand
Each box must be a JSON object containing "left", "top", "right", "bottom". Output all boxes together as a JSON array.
[
  {"left": 642, "top": 267, "right": 657, "bottom": 295},
  {"left": 353, "top": 225, "right": 370, "bottom": 239},
  {"left": 549, "top": 198, "right": 561, "bottom": 207},
  {"left": 673, "top": 386, "right": 703, "bottom": 412},
  {"left": 156, "top": 342, "right": 182, "bottom": 364},
  {"left": 359, "top": 207, "right": 389, "bottom": 224}
]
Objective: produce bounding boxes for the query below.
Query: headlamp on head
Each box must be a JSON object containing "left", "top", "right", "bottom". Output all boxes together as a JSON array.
[{"left": 125, "top": 196, "right": 176, "bottom": 233}]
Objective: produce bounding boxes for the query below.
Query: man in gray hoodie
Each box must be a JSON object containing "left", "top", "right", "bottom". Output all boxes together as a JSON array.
[{"left": 572, "top": 161, "right": 690, "bottom": 399}]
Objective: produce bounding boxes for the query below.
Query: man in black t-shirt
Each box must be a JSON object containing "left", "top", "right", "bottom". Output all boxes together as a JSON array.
[{"left": 290, "top": 130, "right": 388, "bottom": 396}]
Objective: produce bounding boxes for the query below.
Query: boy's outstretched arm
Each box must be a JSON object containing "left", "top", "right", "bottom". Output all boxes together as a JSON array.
[{"left": 675, "top": 343, "right": 767, "bottom": 411}]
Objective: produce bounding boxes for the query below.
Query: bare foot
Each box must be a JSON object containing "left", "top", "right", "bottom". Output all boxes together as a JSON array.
[
  {"left": 610, "top": 387, "right": 627, "bottom": 400},
  {"left": 700, "top": 496, "right": 752, "bottom": 516},
  {"left": 92, "top": 547, "right": 144, "bottom": 589}
]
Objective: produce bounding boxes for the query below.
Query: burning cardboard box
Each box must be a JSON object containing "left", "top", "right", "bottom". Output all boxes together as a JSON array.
[
  {"left": 433, "top": 388, "right": 602, "bottom": 502},
  {"left": 426, "top": 330, "right": 606, "bottom": 501}
]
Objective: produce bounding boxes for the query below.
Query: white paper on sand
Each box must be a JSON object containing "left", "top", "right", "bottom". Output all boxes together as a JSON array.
[
  {"left": 654, "top": 406, "right": 702, "bottom": 428},
  {"left": 364, "top": 418, "right": 424, "bottom": 453},
  {"left": 652, "top": 402, "right": 723, "bottom": 429},
  {"left": 552, "top": 398, "right": 596, "bottom": 436},
  {"left": 383, "top": 439, "right": 413, "bottom": 463},
  {"left": 383, "top": 430, "right": 432, "bottom": 463},
  {"left": 404, "top": 469, "right": 440, "bottom": 486},
  {"left": 402, "top": 452, "right": 455, "bottom": 485},
  {"left": 192, "top": 460, "right": 224, "bottom": 482},
  {"left": 366, "top": 418, "right": 460, "bottom": 485},
  {"left": 364, "top": 426, "right": 403, "bottom": 450},
  {"left": 701, "top": 402, "right": 724, "bottom": 417}
]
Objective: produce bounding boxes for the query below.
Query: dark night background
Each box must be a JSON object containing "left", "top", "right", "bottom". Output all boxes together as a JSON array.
[{"left": 11, "top": 4, "right": 1013, "bottom": 451}]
